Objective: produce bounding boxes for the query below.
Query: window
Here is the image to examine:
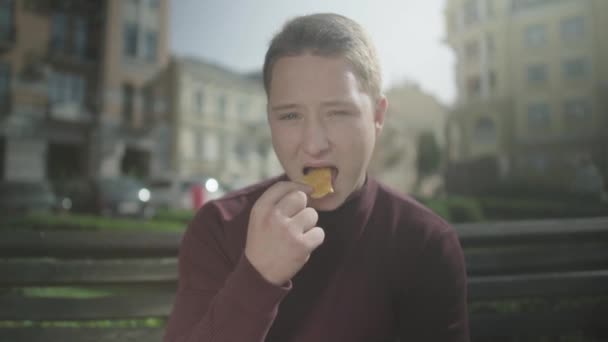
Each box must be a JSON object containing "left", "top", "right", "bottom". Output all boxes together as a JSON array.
[
  {"left": 485, "top": 33, "right": 495, "bottom": 56},
  {"left": 217, "top": 95, "right": 226, "bottom": 120},
  {"left": 195, "top": 90, "right": 204, "bottom": 114},
  {"left": 144, "top": 31, "right": 158, "bottom": 62},
  {"left": 561, "top": 16, "right": 585, "bottom": 42},
  {"left": 123, "top": 22, "right": 138, "bottom": 58},
  {"left": 512, "top": 0, "right": 557, "bottom": 13},
  {"left": 238, "top": 100, "right": 249, "bottom": 118},
  {"left": 0, "top": 62, "right": 10, "bottom": 114},
  {"left": 204, "top": 134, "right": 219, "bottom": 161},
  {"left": 142, "top": 86, "right": 154, "bottom": 117},
  {"left": 486, "top": 0, "right": 495, "bottom": 18},
  {"left": 49, "top": 13, "right": 90, "bottom": 59},
  {"left": 48, "top": 71, "right": 86, "bottom": 105},
  {"left": 0, "top": 0, "right": 14, "bottom": 42},
  {"left": 195, "top": 132, "right": 203, "bottom": 158},
  {"left": 74, "top": 17, "right": 87, "bottom": 59},
  {"left": 122, "top": 84, "right": 135, "bottom": 124},
  {"left": 463, "top": 0, "right": 479, "bottom": 26},
  {"left": 467, "top": 75, "right": 481, "bottom": 97},
  {"left": 149, "top": 0, "right": 160, "bottom": 8},
  {"left": 488, "top": 70, "right": 497, "bottom": 90},
  {"left": 563, "top": 58, "right": 589, "bottom": 80},
  {"left": 51, "top": 12, "right": 68, "bottom": 51},
  {"left": 527, "top": 64, "right": 548, "bottom": 84},
  {"left": 465, "top": 40, "right": 480, "bottom": 60},
  {"left": 563, "top": 99, "right": 591, "bottom": 126},
  {"left": 524, "top": 24, "right": 546, "bottom": 48},
  {"left": 527, "top": 103, "right": 551, "bottom": 130},
  {"left": 474, "top": 117, "right": 496, "bottom": 143},
  {"left": 235, "top": 141, "right": 249, "bottom": 160}
]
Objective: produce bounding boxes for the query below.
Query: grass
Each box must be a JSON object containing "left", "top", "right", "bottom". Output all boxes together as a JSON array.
[
  {"left": 19, "top": 287, "right": 114, "bottom": 299},
  {"left": 0, "top": 213, "right": 186, "bottom": 232},
  {"left": 0, "top": 286, "right": 168, "bottom": 328},
  {"left": 0, "top": 318, "right": 165, "bottom": 328}
]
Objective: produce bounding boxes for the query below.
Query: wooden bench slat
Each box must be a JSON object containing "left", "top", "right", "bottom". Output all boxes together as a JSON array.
[
  {"left": 0, "top": 231, "right": 182, "bottom": 258},
  {"left": 469, "top": 270, "right": 608, "bottom": 300},
  {"left": 0, "top": 327, "right": 164, "bottom": 342},
  {"left": 0, "top": 258, "right": 178, "bottom": 286},
  {"left": 470, "top": 309, "right": 595, "bottom": 338},
  {"left": 456, "top": 217, "right": 608, "bottom": 247},
  {"left": 465, "top": 243, "right": 608, "bottom": 276},
  {"left": 0, "top": 293, "right": 175, "bottom": 320}
]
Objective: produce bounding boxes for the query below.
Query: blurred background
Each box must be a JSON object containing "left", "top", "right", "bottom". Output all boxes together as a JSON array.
[
  {"left": 1, "top": 2, "right": 608, "bottom": 341},
  {"left": 0, "top": 0, "right": 607, "bottom": 223}
]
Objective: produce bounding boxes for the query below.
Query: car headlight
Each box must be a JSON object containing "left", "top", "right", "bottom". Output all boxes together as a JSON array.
[
  {"left": 62, "top": 198, "right": 72, "bottom": 210},
  {"left": 138, "top": 188, "right": 151, "bottom": 202}
]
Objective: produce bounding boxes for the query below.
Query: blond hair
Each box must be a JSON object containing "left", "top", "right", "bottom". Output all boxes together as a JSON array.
[{"left": 263, "top": 13, "right": 382, "bottom": 99}]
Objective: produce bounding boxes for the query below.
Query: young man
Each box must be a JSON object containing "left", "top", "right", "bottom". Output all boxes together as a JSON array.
[{"left": 164, "top": 13, "right": 469, "bottom": 342}]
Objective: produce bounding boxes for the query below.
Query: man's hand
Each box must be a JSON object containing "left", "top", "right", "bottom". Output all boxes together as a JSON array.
[{"left": 245, "top": 181, "right": 325, "bottom": 286}]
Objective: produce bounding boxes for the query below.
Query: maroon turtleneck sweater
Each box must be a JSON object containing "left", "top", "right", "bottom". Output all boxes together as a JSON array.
[{"left": 164, "top": 175, "right": 469, "bottom": 342}]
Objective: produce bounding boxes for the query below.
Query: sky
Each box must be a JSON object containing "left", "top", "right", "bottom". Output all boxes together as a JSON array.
[{"left": 170, "top": 0, "right": 455, "bottom": 105}]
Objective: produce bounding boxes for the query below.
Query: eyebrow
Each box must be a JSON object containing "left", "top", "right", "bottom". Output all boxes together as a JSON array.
[
  {"left": 270, "top": 104, "right": 298, "bottom": 112},
  {"left": 320, "top": 100, "right": 354, "bottom": 108},
  {"left": 271, "top": 100, "right": 354, "bottom": 111}
]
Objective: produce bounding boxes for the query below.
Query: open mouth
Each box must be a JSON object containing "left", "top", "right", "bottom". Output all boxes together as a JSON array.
[{"left": 302, "top": 166, "right": 338, "bottom": 184}]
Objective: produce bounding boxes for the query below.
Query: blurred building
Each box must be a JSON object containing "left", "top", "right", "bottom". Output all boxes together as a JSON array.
[
  {"left": 444, "top": 0, "right": 608, "bottom": 186},
  {"left": 370, "top": 82, "right": 447, "bottom": 197},
  {"left": 149, "top": 57, "right": 282, "bottom": 189},
  {"left": 0, "top": 0, "right": 169, "bottom": 182}
]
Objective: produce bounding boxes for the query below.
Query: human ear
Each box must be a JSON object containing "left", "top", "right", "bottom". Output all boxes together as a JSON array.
[{"left": 374, "top": 95, "right": 388, "bottom": 134}]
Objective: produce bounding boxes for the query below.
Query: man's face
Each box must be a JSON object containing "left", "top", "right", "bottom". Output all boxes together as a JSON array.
[{"left": 268, "top": 54, "right": 387, "bottom": 211}]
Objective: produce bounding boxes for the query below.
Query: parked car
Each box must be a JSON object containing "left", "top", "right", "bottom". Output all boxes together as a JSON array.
[
  {"left": 147, "top": 177, "right": 225, "bottom": 211},
  {"left": 54, "top": 177, "right": 155, "bottom": 218},
  {"left": 0, "top": 180, "right": 71, "bottom": 215}
]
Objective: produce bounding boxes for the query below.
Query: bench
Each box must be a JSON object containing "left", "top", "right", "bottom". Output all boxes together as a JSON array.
[
  {"left": 0, "top": 230, "right": 180, "bottom": 342},
  {"left": 459, "top": 217, "right": 608, "bottom": 340},
  {"left": 1, "top": 217, "right": 607, "bottom": 341}
]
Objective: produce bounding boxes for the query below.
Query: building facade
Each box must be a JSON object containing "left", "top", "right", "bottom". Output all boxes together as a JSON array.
[
  {"left": 0, "top": 0, "right": 169, "bottom": 182},
  {"left": 151, "top": 57, "right": 282, "bottom": 190},
  {"left": 444, "top": 0, "right": 608, "bottom": 185},
  {"left": 370, "top": 82, "right": 447, "bottom": 197}
]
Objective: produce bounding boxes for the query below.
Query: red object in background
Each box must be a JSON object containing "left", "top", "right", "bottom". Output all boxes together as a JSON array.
[{"left": 191, "top": 184, "right": 205, "bottom": 211}]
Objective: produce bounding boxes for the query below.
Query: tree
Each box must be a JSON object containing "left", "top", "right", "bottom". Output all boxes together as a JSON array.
[{"left": 416, "top": 131, "right": 441, "bottom": 177}]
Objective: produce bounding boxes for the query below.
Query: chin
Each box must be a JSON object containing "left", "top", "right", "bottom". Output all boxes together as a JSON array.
[{"left": 308, "top": 192, "right": 344, "bottom": 212}]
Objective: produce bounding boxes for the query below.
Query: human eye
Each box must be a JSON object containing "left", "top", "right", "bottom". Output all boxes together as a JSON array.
[
  {"left": 278, "top": 112, "right": 300, "bottom": 120},
  {"left": 328, "top": 110, "right": 351, "bottom": 117}
]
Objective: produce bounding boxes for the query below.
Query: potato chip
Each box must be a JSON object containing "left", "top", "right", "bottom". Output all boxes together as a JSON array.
[{"left": 300, "top": 168, "right": 334, "bottom": 199}]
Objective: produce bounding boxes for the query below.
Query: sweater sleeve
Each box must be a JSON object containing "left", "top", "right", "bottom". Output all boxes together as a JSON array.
[
  {"left": 163, "top": 202, "right": 291, "bottom": 342},
  {"left": 398, "top": 226, "right": 470, "bottom": 342}
]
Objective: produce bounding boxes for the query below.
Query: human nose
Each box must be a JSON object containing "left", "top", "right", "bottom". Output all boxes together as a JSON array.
[{"left": 301, "top": 117, "right": 330, "bottom": 157}]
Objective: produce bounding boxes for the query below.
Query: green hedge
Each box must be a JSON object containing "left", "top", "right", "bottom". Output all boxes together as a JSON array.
[
  {"left": 0, "top": 213, "right": 186, "bottom": 232},
  {"left": 153, "top": 209, "right": 195, "bottom": 224}
]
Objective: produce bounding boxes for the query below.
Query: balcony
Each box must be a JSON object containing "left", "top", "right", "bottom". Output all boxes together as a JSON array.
[{"left": 48, "top": 102, "right": 92, "bottom": 123}]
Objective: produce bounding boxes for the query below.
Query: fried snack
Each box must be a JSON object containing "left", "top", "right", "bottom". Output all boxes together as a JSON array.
[{"left": 300, "top": 168, "right": 334, "bottom": 199}]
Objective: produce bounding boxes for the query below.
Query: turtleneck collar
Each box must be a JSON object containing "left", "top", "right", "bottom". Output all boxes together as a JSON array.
[
  {"left": 314, "top": 175, "right": 378, "bottom": 246},
  {"left": 277, "top": 173, "right": 378, "bottom": 239}
]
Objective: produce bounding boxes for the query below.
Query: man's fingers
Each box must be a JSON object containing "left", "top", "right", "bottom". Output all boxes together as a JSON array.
[
  {"left": 276, "top": 190, "right": 308, "bottom": 217},
  {"left": 289, "top": 207, "right": 318, "bottom": 232},
  {"left": 257, "top": 181, "right": 312, "bottom": 208},
  {"left": 301, "top": 227, "right": 325, "bottom": 250}
]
